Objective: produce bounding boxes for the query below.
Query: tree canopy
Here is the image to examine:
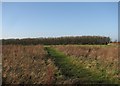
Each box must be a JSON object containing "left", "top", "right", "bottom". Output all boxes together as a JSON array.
[{"left": 2, "top": 36, "right": 111, "bottom": 45}]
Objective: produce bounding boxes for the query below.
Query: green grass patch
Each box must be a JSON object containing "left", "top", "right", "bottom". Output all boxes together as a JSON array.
[{"left": 45, "top": 46, "right": 119, "bottom": 84}]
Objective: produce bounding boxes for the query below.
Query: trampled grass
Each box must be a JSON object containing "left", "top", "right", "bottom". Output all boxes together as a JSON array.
[
  {"left": 45, "top": 46, "right": 119, "bottom": 84},
  {"left": 54, "top": 45, "right": 119, "bottom": 83},
  {"left": 2, "top": 45, "right": 119, "bottom": 84}
]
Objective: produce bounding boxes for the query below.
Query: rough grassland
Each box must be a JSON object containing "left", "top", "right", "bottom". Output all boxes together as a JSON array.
[
  {"left": 2, "top": 45, "right": 58, "bottom": 84},
  {"left": 2, "top": 45, "right": 119, "bottom": 85},
  {"left": 46, "top": 46, "right": 119, "bottom": 84},
  {"left": 0, "top": 45, "right": 2, "bottom": 85},
  {"left": 53, "top": 45, "right": 119, "bottom": 84}
]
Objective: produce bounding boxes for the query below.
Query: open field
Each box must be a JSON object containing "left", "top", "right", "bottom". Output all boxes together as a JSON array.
[
  {"left": 2, "top": 44, "right": 119, "bottom": 84},
  {"left": 0, "top": 45, "right": 2, "bottom": 85},
  {"left": 2, "top": 1, "right": 118, "bottom": 85},
  {"left": 52, "top": 45, "right": 119, "bottom": 84},
  {"left": 2, "top": 45, "right": 59, "bottom": 84}
]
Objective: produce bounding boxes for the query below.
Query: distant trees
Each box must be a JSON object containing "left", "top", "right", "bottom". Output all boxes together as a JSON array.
[{"left": 2, "top": 36, "right": 111, "bottom": 45}]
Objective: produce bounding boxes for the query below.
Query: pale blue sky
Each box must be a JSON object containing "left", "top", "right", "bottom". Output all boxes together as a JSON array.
[
  {"left": 0, "top": 2, "right": 2, "bottom": 39},
  {"left": 1, "top": 0, "right": 120, "bottom": 2},
  {"left": 2, "top": 2, "right": 118, "bottom": 40}
]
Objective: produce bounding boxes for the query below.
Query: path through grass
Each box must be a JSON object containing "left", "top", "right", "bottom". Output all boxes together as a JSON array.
[{"left": 45, "top": 46, "right": 119, "bottom": 84}]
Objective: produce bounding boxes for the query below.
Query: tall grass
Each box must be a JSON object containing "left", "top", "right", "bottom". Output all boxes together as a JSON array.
[
  {"left": 53, "top": 45, "right": 119, "bottom": 84},
  {"left": 2, "top": 45, "right": 57, "bottom": 84}
]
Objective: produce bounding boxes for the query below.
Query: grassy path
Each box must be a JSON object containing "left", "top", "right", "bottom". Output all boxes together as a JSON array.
[{"left": 45, "top": 46, "right": 119, "bottom": 84}]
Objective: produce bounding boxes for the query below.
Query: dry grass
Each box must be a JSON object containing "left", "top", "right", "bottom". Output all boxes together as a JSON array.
[
  {"left": 0, "top": 44, "right": 2, "bottom": 84},
  {"left": 53, "top": 45, "right": 119, "bottom": 83},
  {"left": 2, "top": 45, "right": 57, "bottom": 84},
  {"left": 2, "top": 44, "right": 119, "bottom": 84},
  {"left": 54, "top": 45, "right": 118, "bottom": 61}
]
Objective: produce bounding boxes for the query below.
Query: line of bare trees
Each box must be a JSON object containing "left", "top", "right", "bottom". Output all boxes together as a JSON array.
[{"left": 2, "top": 36, "right": 111, "bottom": 45}]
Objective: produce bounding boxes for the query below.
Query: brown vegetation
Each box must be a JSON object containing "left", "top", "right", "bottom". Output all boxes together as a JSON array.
[
  {"left": 53, "top": 45, "right": 119, "bottom": 83},
  {"left": 54, "top": 45, "right": 118, "bottom": 62},
  {"left": 2, "top": 45, "right": 57, "bottom": 84},
  {"left": 0, "top": 44, "right": 2, "bottom": 84},
  {"left": 2, "top": 44, "right": 119, "bottom": 84}
]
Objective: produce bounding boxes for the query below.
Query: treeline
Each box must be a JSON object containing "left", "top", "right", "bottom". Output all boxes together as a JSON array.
[{"left": 2, "top": 36, "right": 111, "bottom": 45}]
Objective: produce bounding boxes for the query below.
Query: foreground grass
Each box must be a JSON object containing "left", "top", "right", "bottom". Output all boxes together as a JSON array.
[
  {"left": 2, "top": 45, "right": 59, "bottom": 84},
  {"left": 45, "top": 46, "right": 119, "bottom": 84}
]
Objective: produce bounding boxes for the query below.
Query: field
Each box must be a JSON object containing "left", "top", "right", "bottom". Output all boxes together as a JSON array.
[
  {"left": 2, "top": 44, "right": 119, "bottom": 84},
  {"left": 0, "top": 45, "right": 2, "bottom": 85},
  {"left": 3, "top": 45, "right": 59, "bottom": 84}
]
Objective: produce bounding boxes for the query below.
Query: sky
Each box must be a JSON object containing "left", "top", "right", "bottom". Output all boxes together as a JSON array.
[
  {"left": 0, "top": 2, "right": 2, "bottom": 40},
  {"left": 1, "top": 0, "right": 120, "bottom": 2},
  {"left": 2, "top": 2, "right": 118, "bottom": 41}
]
